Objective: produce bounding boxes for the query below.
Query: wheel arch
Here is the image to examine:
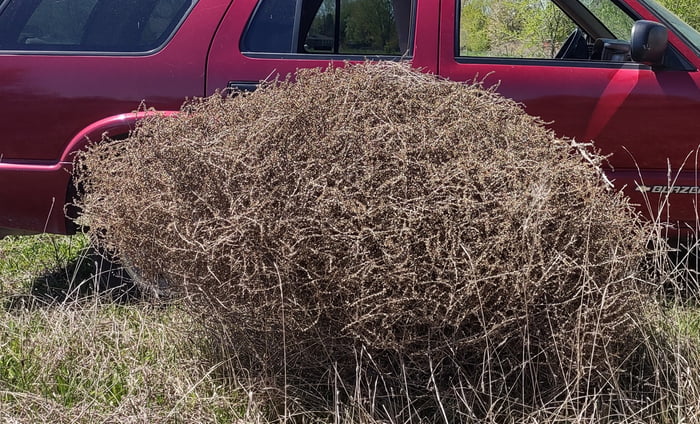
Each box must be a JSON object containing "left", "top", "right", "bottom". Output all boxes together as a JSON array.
[{"left": 62, "top": 110, "right": 178, "bottom": 233}]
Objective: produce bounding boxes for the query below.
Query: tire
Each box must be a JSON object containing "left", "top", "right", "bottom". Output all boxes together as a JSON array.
[{"left": 90, "top": 247, "right": 172, "bottom": 303}]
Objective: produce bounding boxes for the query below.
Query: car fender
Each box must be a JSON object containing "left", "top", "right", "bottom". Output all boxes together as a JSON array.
[
  {"left": 58, "top": 110, "right": 179, "bottom": 233},
  {"left": 60, "top": 110, "right": 179, "bottom": 164}
]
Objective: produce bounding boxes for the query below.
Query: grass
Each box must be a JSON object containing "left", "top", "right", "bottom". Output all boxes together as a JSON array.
[
  {"left": 0, "top": 233, "right": 244, "bottom": 423},
  {"left": 0, "top": 233, "right": 89, "bottom": 294},
  {"left": 2, "top": 233, "right": 700, "bottom": 422},
  {"left": 665, "top": 304, "right": 700, "bottom": 339}
]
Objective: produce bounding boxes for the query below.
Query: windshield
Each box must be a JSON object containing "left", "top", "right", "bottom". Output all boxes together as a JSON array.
[{"left": 638, "top": 0, "right": 700, "bottom": 54}]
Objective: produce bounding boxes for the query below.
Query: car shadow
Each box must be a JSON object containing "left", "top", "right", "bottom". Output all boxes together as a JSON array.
[{"left": 4, "top": 247, "right": 147, "bottom": 310}]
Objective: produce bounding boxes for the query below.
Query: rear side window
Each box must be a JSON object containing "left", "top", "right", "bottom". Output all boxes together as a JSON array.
[
  {"left": 0, "top": 0, "right": 194, "bottom": 53},
  {"left": 242, "top": 0, "right": 414, "bottom": 56}
]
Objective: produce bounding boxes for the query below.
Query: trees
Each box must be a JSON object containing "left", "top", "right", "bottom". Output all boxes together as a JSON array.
[
  {"left": 459, "top": 0, "right": 574, "bottom": 58},
  {"left": 458, "top": 0, "right": 699, "bottom": 60},
  {"left": 459, "top": 0, "right": 490, "bottom": 54},
  {"left": 306, "top": 0, "right": 400, "bottom": 54},
  {"left": 342, "top": 0, "right": 398, "bottom": 53}
]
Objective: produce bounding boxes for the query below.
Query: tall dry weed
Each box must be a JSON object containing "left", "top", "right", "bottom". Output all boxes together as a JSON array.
[{"left": 75, "top": 62, "right": 688, "bottom": 421}]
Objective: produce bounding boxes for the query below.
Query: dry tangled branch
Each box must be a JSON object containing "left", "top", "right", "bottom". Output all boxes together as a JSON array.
[{"left": 75, "top": 62, "right": 666, "bottom": 421}]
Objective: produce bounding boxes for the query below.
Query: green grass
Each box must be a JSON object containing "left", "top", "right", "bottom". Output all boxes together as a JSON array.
[
  {"left": 0, "top": 304, "right": 243, "bottom": 422},
  {"left": 666, "top": 305, "right": 700, "bottom": 339},
  {"left": 0, "top": 234, "right": 245, "bottom": 422},
  {"left": 0, "top": 233, "right": 89, "bottom": 293}
]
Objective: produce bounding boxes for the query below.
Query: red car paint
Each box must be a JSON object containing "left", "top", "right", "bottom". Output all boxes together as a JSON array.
[{"left": 0, "top": 0, "right": 699, "bottom": 237}]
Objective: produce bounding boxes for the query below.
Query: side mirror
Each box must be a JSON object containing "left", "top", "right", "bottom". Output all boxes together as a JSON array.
[{"left": 630, "top": 20, "right": 668, "bottom": 67}]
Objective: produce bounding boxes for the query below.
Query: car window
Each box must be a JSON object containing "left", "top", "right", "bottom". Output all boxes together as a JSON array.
[
  {"left": 459, "top": 0, "right": 579, "bottom": 58},
  {"left": 458, "top": 0, "right": 635, "bottom": 61},
  {"left": 242, "top": 0, "right": 414, "bottom": 56},
  {"left": 20, "top": 0, "right": 98, "bottom": 46},
  {"left": 0, "top": 0, "right": 194, "bottom": 53},
  {"left": 579, "top": 0, "right": 634, "bottom": 39}
]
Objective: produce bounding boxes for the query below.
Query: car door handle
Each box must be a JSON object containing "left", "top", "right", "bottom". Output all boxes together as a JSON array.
[{"left": 226, "top": 81, "right": 259, "bottom": 94}]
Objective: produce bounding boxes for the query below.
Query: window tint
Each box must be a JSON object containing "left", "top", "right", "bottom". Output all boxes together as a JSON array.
[
  {"left": 242, "top": 0, "right": 413, "bottom": 56},
  {"left": 0, "top": 0, "right": 193, "bottom": 53},
  {"left": 241, "top": 0, "right": 298, "bottom": 53},
  {"left": 21, "top": 0, "right": 98, "bottom": 46}
]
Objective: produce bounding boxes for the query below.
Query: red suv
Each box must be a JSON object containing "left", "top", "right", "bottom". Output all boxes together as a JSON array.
[{"left": 0, "top": 0, "right": 699, "bottom": 237}]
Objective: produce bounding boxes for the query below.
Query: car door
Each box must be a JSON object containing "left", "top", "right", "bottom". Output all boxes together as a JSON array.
[
  {"left": 206, "top": 0, "right": 438, "bottom": 96},
  {"left": 0, "top": 0, "right": 230, "bottom": 235},
  {"left": 439, "top": 0, "right": 700, "bottom": 230},
  {"left": 0, "top": 0, "right": 228, "bottom": 163}
]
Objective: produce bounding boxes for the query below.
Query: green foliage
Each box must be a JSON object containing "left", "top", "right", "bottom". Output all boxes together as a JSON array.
[
  {"left": 460, "top": 0, "right": 576, "bottom": 58},
  {"left": 487, "top": 0, "right": 530, "bottom": 55},
  {"left": 669, "top": 306, "right": 700, "bottom": 339},
  {"left": 343, "top": 0, "right": 398, "bottom": 53},
  {"left": 521, "top": 1, "right": 575, "bottom": 57},
  {"left": 307, "top": 0, "right": 399, "bottom": 54},
  {"left": 579, "top": 0, "right": 634, "bottom": 37},
  {"left": 458, "top": 0, "right": 700, "bottom": 58},
  {"left": 0, "top": 320, "right": 41, "bottom": 393},
  {"left": 460, "top": 0, "right": 490, "bottom": 54},
  {"left": 658, "top": 0, "right": 700, "bottom": 30}
]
